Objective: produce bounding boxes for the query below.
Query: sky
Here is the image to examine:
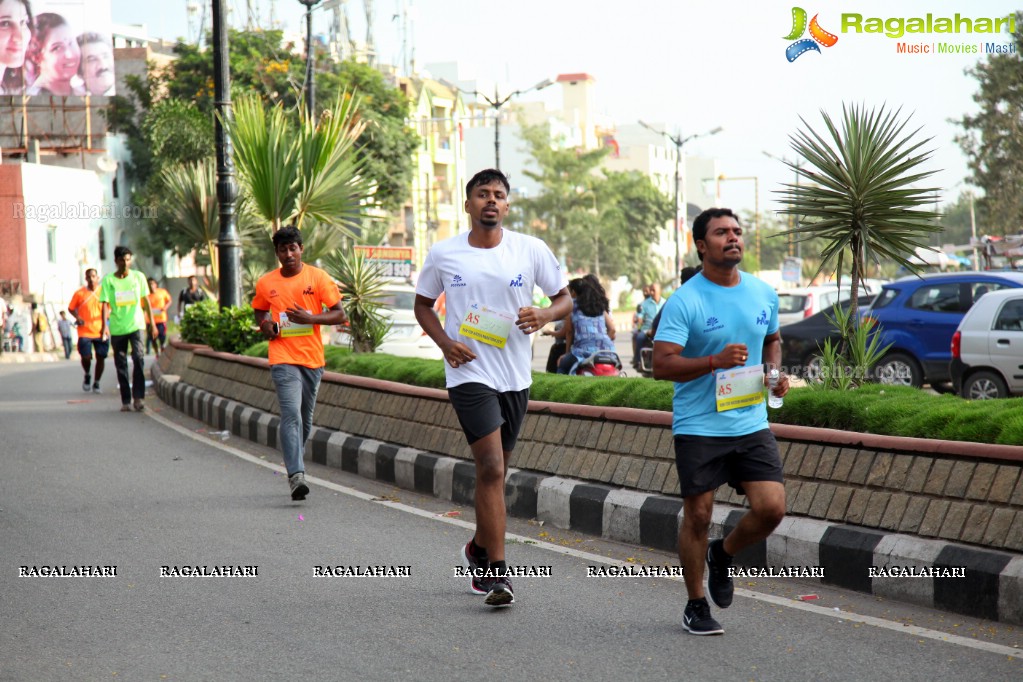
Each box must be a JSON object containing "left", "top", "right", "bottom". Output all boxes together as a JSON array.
[{"left": 109, "top": 0, "right": 1018, "bottom": 218}]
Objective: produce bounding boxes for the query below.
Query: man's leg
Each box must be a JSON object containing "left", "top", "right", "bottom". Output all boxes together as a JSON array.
[
  {"left": 679, "top": 490, "right": 715, "bottom": 600},
  {"left": 157, "top": 323, "right": 167, "bottom": 355},
  {"left": 111, "top": 335, "right": 131, "bottom": 407},
  {"left": 468, "top": 429, "right": 507, "bottom": 562},
  {"left": 298, "top": 366, "right": 324, "bottom": 447},
  {"left": 78, "top": 339, "right": 93, "bottom": 389},
  {"left": 721, "top": 481, "right": 786, "bottom": 556},
  {"left": 271, "top": 364, "right": 305, "bottom": 476},
  {"left": 129, "top": 331, "right": 146, "bottom": 408}
]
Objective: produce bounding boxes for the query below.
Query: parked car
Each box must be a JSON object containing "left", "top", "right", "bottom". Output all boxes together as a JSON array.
[
  {"left": 865, "top": 271, "right": 1023, "bottom": 388},
  {"left": 330, "top": 283, "right": 444, "bottom": 360},
  {"left": 780, "top": 295, "right": 875, "bottom": 379},
  {"left": 950, "top": 288, "right": 1023, "bottom": 399},
  {"left": 776, "top": 282, "right": 879, "bottom": 326}
]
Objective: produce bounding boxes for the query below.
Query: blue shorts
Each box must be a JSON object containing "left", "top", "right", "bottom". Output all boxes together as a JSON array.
[{"left": 77, "top": 337, "right": 109, "bottom": 359}]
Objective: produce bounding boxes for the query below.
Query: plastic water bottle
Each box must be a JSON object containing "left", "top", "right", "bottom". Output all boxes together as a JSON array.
[{"left": 767, "top": 368, "right": 784, "bottom": 409}]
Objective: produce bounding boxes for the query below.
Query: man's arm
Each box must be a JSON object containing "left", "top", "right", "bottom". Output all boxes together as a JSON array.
[
  {"left": 515, "top": 288, "right": 572, "bottom": 334},
  {"left": 253, "top": 309, "right": 278, "bottom": 340},
  {"left": 284, "top": 300, "right": 346, "bottom": 327},
  {"left": 414, "top": 293, "right": 476, "bottom": 368},
  {"left": 652, "top": 341, "right": 748, "bottom": 383},
  {"left": 99, "top": 302, "right": 110, "bottom": 338}
]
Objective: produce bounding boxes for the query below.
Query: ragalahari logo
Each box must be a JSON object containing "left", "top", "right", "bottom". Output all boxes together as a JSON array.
[{"left": 784, "top": 7, "right": 839, "bottom": 61}]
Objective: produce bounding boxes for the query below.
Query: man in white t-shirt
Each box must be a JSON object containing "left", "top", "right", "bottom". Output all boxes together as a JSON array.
[{"left": 415, "top": 168, "right": 571, "bottom": 607}]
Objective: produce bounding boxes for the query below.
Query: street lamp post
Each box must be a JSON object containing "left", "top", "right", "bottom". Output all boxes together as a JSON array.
[
  {"left": 444, "top": 78, "right": 555, "bottom": 170},
  {"left": 638, "top": 122, "right": 722, "bottom": 278},
  {"left": 716, "top": 175, "right": 760, "bottom": 273},
  {"left": 212, "top": 0, "right": 240, "bottom": 307},
  {"left": 298, "top": 0, "right": 324, "bottom": 120}
]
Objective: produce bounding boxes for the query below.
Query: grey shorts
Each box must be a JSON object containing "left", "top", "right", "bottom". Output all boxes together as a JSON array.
[
  {"left": 673, "top": 428, "right": 783, "bottom": 498},
  {"left": 447, "top": 382, "right": 529, "bottom": 452}
]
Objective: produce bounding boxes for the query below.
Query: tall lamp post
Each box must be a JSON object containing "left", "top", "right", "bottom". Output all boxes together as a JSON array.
[
  {"left": 444, "top": 78, "right": 555, "bottom": 170},
  {"left": 212, "top": 0, "right": 239, "bottom": 307},
  {"left": 639, "top": 122, "right": 722, "bottom": 278},
  {"left": 298, "top": 0, "right": 324, "bottom": 119},
  {"left": 716, "top": 175, "right": 760, "bottom": 273}
]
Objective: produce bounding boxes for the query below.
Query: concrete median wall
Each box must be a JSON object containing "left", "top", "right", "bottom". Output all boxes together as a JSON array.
[{"left": 156, "top": 342, "right": 1023, "bottom": 624}]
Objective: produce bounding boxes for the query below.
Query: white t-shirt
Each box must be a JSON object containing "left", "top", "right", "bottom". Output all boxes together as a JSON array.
[{"left": 417, "top": 229, "right": 566, "bottom": 391}]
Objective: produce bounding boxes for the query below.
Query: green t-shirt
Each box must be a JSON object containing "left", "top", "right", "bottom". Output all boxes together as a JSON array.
[{"left": 100, "top": 270, "right": 149, "bottom": 336}]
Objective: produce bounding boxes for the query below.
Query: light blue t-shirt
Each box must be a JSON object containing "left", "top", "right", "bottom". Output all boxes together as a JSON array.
[{"left": 654, "top": 272, "right": 779, "bottom": 437}]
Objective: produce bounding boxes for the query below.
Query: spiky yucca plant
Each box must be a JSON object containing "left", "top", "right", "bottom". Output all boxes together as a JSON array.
[
  {"left": 779, "top": 103, "right": 942, "bottom": 325},
  {"left": 321, "top": 248, "right": 391, "bottom": 353}
]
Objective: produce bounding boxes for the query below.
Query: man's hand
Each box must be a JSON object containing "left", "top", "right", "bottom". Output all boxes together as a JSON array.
[
  {"left": 440, "top": 339, "right": 477, "bottom": 369},
  {"left": 515, "top": 306, "right": 548, "bottom": 335},
  {"left": 712, "top": 343, "right": 749, "bottom": 370},
  {"left": 258, "top": 318, "right": 279, "bottom": 340},
  {"left": 285, "top": 306, "right": 314, "bottom": 325}
]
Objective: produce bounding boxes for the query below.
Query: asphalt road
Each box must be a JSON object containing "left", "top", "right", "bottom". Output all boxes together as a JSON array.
[{"left": 1, "top": 361, "right": 1020, "bottom": 681}]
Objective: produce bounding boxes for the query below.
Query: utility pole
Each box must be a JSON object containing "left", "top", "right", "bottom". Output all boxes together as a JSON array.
[
  {"left": 298, "top": 0, "right": 323, "bottom": 120},
  {"left": 213, "top": 0, "right": 240, "bottom": 307}
]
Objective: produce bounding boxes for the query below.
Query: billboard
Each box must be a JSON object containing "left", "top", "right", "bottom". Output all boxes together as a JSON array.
[{"left": 0, "top": 0, "right": 115, "bottom": 97}]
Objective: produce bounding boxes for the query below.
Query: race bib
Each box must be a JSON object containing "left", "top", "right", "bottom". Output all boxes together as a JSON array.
[
  {"left": 279, "top": 310, "right": 313, "bottom": 337},
  {"left": 459, "top": 303, "right": 514, "bottom": 349},
  {"left": 715, "top": 365, "right": 765, "bottom": 412},
  {"left": 151, "top": 307, "right": 164, "bottom": 315},
  {"left": 115, "top": 290, "right": 137, "bottom": 307}
]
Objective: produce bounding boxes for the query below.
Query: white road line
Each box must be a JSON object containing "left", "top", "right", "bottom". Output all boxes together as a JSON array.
[{"left": 147, "top": 409, "right": 1023, "bottom": 660}]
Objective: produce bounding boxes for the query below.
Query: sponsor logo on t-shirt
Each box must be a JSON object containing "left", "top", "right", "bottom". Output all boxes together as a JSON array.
[
  {"left": 756, "top": 310, "right": 769, "bottom": 326},
  {"left": 704, "top": 316, "right": 724, "bottom": 333},
  {"left": 303, "top": 286, "right": 314, "bottom": 295},
  {"left": 269, "top": 289, "right": 279, "bottom": 298},
  {"left": 450, "top": 275, "right": 466, "bottom": 287},
  {"left": 509, "top": 274, "right": 524, "bottom": 287}
]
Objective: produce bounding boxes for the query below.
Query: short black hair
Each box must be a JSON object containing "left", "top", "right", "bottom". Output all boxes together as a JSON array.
[
  {"left": 466, "top": 168, "right": 510, "bottom": 196},
  {"left": 691, "top": 208, "right": 739, "bottom": 261},
  {"left": 272, "top": 225, "right": 303, "bottom": 249},
  {"left": 147, "top": 277, "right": 157, "bottom": 285},
  {"left": 113, "top": 245, "right": 132, "bottom": 260},
  {"left": 680, "top": 265, "right": 702, "bottom": 285}
]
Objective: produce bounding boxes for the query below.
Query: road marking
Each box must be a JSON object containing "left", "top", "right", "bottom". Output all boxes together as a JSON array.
[{"left": 147, "top": 409, "right": 1023, "bottom": 660}]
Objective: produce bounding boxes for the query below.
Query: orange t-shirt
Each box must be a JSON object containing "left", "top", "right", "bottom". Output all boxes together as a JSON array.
[
  {"left": 145, "top": 288, "right": 172, "bottom": 324},
  {"left": 252, "top": 264, "right": 341, "bottom": 368},
  {"left": 67, "top": 286, "right": 103, "bottom": 339}
]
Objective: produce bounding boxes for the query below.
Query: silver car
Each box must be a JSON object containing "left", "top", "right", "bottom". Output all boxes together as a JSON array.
[{"left": 950, "top": 288, "right": 1023, "bottom": 399}]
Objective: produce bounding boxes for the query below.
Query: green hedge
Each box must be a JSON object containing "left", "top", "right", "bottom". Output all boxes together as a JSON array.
[{"left": 238, "top": 344, "right": 1022, "bottom": 445}]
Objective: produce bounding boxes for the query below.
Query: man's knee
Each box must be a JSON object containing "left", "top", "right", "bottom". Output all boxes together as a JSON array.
[
  {"left": 682, "top": 499, "right": 714, "bottom": 534},
  {"left": 475, "top": 452, "right": 505, "bottom": 487},
  {"left": 751, "top": 492, "right": 786, "bottom": 529}
]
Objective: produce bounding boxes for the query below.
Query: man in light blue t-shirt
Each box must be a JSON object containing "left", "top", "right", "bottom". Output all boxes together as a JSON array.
[{"left": 653, "top": 207, "right": 790, "bottom": 636}]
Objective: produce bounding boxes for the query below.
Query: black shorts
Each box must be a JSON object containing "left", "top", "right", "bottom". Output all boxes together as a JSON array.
[
  {"left": 673, "top": 428, "right": 783, "bottom": 498},
  {"left": 448, "top": 383, "right": 529, "bottom": 452},
  {"left": 77, "top": 337, "right": 109, "bottom": 359}
]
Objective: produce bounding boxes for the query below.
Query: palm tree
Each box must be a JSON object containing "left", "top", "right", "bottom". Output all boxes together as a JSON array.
[
  {"left": 227, "top": 92, "right": 373, "bottom": 239},
  {"left": 778, "top": 103, "right": 942, "bottom": 324}
]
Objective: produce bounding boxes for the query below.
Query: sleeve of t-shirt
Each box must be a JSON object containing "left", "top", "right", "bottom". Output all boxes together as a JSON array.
[
  {"left": 654, "top": 293, "right": 690, "bottom": 348},
  {"left": 68, "top": 290, "right": 81, "bottom": 313},
  {"left": 316, "top": 270, "right": 341, "bottom": 309},
  {"left": 532, "top": 239, "right": 566, "bottom": 297},
  {"left": 767, "top": 288, "right": 780, "bottom": 335},
  {"left": 99, "top": 277, "right": 111, "bottom": 304},
  {"left": 415, "top": 250, "right": 444, "bottom": 300},
  {"left": 252, "top": 277, "right": 269, "bottom": 310}
]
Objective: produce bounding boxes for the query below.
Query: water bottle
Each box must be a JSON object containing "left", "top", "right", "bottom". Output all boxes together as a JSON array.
[{"left": 767, "top": 368, "right": 784, "bottom": 409}]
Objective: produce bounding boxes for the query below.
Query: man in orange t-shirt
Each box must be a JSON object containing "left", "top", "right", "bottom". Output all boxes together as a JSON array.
[
  {"left": 144, "top": 278, "right": 172, "bottom": 355},
  {"left": 252, "top": 225, "right": 347, "bottom": 501},
  {"left": 67, "top": 268, "right": 108, "bottom": 393}
]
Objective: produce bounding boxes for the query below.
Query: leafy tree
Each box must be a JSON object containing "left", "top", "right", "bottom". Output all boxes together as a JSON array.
[
  {"left": 956, "top": 12, "right": 1023, "bottom": 234},
  {"left": 513, "top": 123, "right": 671, "bottom": 284}
]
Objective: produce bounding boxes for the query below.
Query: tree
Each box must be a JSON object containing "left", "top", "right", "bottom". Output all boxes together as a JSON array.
[
  {"left": 227, "top": 93, "right": 374, "bottom": 262},
  {"left": 956, "top": 12, "right": 1023, "bottom": 234},
  {"left": 779, "top": 103, "right": 942, "bottom": 323},
  {"left": 513, "top": 123, "right": 671, "bottom": 284}
]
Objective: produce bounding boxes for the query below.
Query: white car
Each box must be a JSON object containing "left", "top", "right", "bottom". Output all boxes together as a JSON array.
[
  {"left": 950, "top": 288, "right": 1023, "bottom": 399},
  {"left": 776, "top": 282, "right": 880, "bottom": 326},
  {"left": 374, "top": 283, "right": 445, "bottom": 360}
]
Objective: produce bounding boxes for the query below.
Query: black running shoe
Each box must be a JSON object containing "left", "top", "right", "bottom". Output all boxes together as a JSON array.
[
  {"left": 460, "top": 542, "right": 489, "bottom": 595},
  {"left": 683, "top": 598, "right": 724, "bottom": 635},
  {"left": 706, "top": 539, "right": 734, "bottom": 609},
  {"left": 83, "top": 374, "right": 91, "bottom": 392},
  {"left": 484, "top": 576, "right": 514, "bottom": 607}
]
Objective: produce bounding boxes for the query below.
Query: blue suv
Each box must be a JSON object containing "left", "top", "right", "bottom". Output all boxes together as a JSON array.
[{"left": 866, "top": 271, "right": 1023, "bottom": 388}]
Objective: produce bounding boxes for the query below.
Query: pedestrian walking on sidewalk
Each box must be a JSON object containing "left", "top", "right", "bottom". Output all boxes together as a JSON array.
[
  {"left": 68, "top": 268, "right": 108, "bottom": 393},
  {"left": 100, "top": 246, "right": 158, "bottom": 412},
  {"left": 653, "top": 208, "right": 790, "bottom": 636},
  {"left": 252, "top": 225, "right": 347, "bottom": 502},
  {"left": 414, "top": 168, "right": 571, "bottom": 607},
  {"left": 145, "top": 278, "right": 171, "bottom": 355},
  {"left": 31, "top": 302, "right": 48, "bottom": 352},
  {"left": 57, "top": 311, "right": 73, "bottom": 359}
]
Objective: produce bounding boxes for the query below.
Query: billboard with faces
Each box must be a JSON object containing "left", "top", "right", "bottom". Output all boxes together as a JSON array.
[{"left": 0, "top": 0, "right": 115, "bottom": 97}]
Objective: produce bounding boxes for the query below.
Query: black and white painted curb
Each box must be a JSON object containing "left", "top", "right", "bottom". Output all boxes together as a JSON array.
[{"left": 156, "top": 372, "right": 1023, "bottom": 625}]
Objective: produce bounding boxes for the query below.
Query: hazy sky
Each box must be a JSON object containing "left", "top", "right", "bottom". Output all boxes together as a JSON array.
[{"left": 110, "top": 0, "right": 1017, "bottom": 216}]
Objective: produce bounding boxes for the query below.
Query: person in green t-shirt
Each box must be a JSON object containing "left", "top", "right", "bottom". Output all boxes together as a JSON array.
[{"left": 99, "top": 246, "right": 157, "bottom": 412}]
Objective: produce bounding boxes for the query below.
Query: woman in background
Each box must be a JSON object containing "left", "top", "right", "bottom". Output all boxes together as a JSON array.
[
  {"left": 25, "top": 13, "right": 83, "bottom": 96},
  {"left": 557, "top": 275, "right": 617, "bottom": 374},
  {"left": 0, "top": 0, "right": 33, "bottom": 95}
]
